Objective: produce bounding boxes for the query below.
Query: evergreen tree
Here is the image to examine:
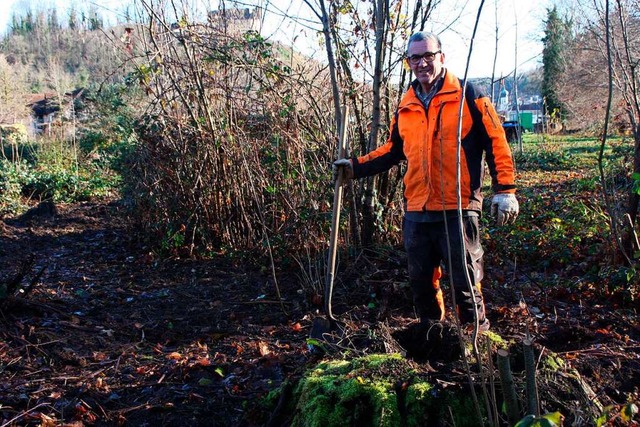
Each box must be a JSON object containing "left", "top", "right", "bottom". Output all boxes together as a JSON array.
[
  {"left": 10, "top": 13, "right": 21, "bottom": 35},
  {"left": 48, "top": 8, "right": 60, "bottom": 32},
  {"left": 24, "top": 10, "right": 34, "bottom": 33},
  {"left": 69, "top": 7, "right": 78, "bottom": 31},
  {"left": 88, "top": 6, "right": 103, "bottom": 31},
  {"left": 541, "top": 6, "right": 571, "bottom": 120}
]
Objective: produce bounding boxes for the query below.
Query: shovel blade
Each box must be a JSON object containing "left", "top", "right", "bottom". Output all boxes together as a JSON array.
[
  {"left": 308, "top": 316, "right": 334, "bottom": 355},
  {"left": 310, "top": 316, "right": 333, "bottom": 339}
]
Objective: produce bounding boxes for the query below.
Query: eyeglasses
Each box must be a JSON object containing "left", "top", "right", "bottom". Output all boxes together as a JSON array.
[{"left": 407, "top": 50, "right": 441, "bottom": 65}]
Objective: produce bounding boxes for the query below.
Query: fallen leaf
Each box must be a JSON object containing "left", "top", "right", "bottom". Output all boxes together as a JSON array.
[
  {"left": 196, "top": 357, "right": 210, "bottom": 366},
  {"left": 258, "top": 341, "right": 270, "bottom": 356},
  {"left": 39, "top": 413, "right": 56, "bottom": 427},
  {"left": 92, "top": 351, "right": 107, "bottom": 361},
  {"left": 233, "top": 343, "right": 243, "bottom": 355}
]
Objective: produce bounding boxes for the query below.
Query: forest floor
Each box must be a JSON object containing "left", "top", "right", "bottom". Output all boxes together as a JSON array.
[{"left": 1, "top": 199, "right": 639, "bottom": 426}]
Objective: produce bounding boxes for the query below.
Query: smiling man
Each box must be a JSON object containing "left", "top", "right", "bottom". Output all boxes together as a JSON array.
[{"left": 333, "top": 31, "right": 519, "bottom": 336}]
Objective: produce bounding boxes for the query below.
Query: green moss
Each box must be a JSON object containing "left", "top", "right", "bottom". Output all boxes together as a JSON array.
[
  {"left": 290, "top": 354, "right": 408, "bottom": 427},
  {"left": 281, "top": 353, "right": 486, "bottom": 427},
  {"left": 353, "top": 353, "right": 405, "bottom": 369},
  {"left": 291, "top": 375, "right": 398, "bottom": 426},
  {"left": 404, "top": 383, "right": 432, "bottom": 426},
  {"left": 262, "top": 387, "right": 282, "bottom": 407},
  {"left": 404, "top": 381, "right": 485, "bottom": 426},
  {"left": 459, "top": 332, "right": 512, "bottom": 368},
  {"left": 542, "top": 352, "right": 566, "bottom": 372},
  {"left": 313, "top": 359, "right": 352, "bottom": 375},
  {"left": 484, "top": 330, "right": 509, "bottom": 348}
]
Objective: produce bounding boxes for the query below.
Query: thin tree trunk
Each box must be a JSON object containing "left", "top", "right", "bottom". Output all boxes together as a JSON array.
[
  {"left": 361, "top": 0, "right": 388, "bottom": 247},
  {"left": 318, "top": 0, "right": 343, "bottom": 132},
  {"left": 523, "top": 339, "right": 540, "bottom": 416},
  {"left": 453, "top": 3, "right": 492, "bottom": 424},
  {"left": 598, "top": 0, "right": 631, "bottom": 264},
  {"left": 490, "top": 0, "right": 498, "bottom": 102},
  {"left": 497, "top": 349, "right": 520, "bottom": 424},
  {"left": 616, "top": 0, "right": 640, "bottom": 227},
  {"left": 369, "top": 0, "right": 386, "bottom": 153},
  {"left": 513, "top": 13, "right": 522, "bottom": 152}
]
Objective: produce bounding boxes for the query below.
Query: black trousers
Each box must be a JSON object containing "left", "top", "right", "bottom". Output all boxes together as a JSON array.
[{"left": 403, "top": 215, "right": 487, "bottom": 324}]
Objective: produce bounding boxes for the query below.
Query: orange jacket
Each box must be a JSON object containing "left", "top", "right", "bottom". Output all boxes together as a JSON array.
[{"left": 352, "top": 70, "right": 516, "bottom": 212}]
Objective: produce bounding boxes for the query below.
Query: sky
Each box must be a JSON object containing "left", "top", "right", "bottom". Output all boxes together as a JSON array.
[
  {"left": 430, "top": 0, "right": 552, "bottom": 78},
  {"left": 263, "top": 0, "right": 553, "bottom": 79},
  {"left": 0, "top": 0, "right": 129, "bottom": 35},
  {"left": 0, "top": 0, "right": 552, "bottom": 79}
]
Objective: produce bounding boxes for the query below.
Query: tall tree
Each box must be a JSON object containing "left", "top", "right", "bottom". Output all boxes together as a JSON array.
[
  {"left": 48, "top": 8, "right": 60, "bottom": 32},
  {"left": 69, "top": 7, "right": 78, "bottom": 30},
  {"left": 541, "top": 6, "right": 571, "bottom": 125}
]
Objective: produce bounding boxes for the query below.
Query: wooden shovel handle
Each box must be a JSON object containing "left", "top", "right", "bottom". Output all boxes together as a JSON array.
[{"left": 325, "top": 104, "right": 349, "bottom": 320}]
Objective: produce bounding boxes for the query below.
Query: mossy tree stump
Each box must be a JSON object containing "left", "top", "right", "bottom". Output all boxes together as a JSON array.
[{"left": 264, "top": 353, "right": 483, "bottom": 427}]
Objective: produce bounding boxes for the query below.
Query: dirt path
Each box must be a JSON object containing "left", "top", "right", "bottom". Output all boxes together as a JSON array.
[
  {"left": 1, "top": 201, "right": 316, "bottom": 425},
  {"left": 1, "top": 201, "right": 639, "bottom": 425}
]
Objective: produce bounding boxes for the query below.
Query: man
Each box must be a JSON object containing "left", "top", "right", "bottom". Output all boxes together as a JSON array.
[{"left": 333, "top": 31, "right": 519, "bottom": 332}]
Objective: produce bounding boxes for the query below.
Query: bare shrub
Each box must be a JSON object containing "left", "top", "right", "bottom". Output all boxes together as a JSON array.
[{"left": 122, "top": 15, "right": 339, "bottom": 257}]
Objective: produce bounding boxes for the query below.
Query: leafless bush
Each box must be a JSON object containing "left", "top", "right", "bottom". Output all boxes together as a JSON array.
[{"left": 121, "top": 11, "right": 341, "bottom": 258}]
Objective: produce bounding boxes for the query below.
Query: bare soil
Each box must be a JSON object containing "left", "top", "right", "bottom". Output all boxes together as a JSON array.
[{"left": 1, "top": 201, "right": 639, "bottom": 426}]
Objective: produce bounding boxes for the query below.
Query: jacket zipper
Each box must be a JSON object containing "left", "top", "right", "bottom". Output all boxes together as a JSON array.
[
  {"left": 427, "top": 103, "right": 447, "bottom": 209},
  {"left": 434, "top": 103, "right": 445, "bottom": 137}
]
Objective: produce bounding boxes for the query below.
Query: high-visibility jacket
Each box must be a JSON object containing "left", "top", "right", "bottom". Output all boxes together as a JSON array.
[{"left": 352, "top": 70, "right": 516, "bottom": 213}]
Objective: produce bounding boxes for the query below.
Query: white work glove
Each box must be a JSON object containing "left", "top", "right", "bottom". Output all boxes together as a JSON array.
[
  {"left": 332, "top": 158, "right": 354, "bottom": 182},
  {"left": 491, "top": 193, "right": 519, "bottom": 226}
]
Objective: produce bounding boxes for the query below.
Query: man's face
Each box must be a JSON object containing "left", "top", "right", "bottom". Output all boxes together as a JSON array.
[{"left": 407, "top": 38, "right": 445, "bottom": 91}]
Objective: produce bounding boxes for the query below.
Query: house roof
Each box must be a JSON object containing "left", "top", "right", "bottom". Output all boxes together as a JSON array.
[
  {"left": 28, "top": 93, "right": 60, "bottom": 116},
  {"left": 26, "top": 92, "right": 57, "bottom": 106},
  {"left": 520, "top": 102, "right": 542, "bottom": 111},
  {"left": 27, "top": 89, "right": 86, "bottom": 116}
]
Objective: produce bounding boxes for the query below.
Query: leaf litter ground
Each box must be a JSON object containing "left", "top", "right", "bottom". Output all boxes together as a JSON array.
[{"left": 1, "top": 200, "right": 639, "bottom": 426}]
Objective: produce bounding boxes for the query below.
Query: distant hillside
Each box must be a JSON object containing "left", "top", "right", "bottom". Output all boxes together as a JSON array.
[{"left": 0, "top": 11, "right": 125, "bottom": 95}]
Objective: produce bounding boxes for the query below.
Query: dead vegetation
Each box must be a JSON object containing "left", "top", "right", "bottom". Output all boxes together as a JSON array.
[{"left": 0, "top": 199, "right": 638, "bottom": 426}]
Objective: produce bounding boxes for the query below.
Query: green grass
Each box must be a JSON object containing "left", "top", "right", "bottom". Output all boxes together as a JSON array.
[
  {"left": 512, "top": 133, "right": 626, "bottom": 171},
  {"left": 487, "top": 133, "right": 637, "bottom": 302}
]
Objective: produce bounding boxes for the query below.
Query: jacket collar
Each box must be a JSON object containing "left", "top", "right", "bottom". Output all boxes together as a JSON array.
[{"left": 403, "top": 69, "right": 461, "bottom": 109}]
